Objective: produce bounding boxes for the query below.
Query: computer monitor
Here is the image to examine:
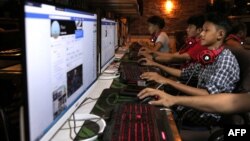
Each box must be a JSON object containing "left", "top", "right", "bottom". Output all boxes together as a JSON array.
[
  {"left": 114, "top": 21, "right": 119, "bottom": 49},
  {"left": 100, "top": 18, "right": 116, "bottom": 72},
  {"left": 22, "top": 1, "right": 98, "bottom": 141}
]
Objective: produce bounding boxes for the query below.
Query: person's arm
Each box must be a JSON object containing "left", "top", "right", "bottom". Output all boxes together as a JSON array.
[
  {"left": 138, "top": 58, "right": 182, "bottom": 77},
  {"left": 138, "top": 48, "right": 191, "bottom": 64},
  {"left": 151, "top": 42, "right": 163, "bottom": 51},
  {"left": 155, "top": 52, "right": 191, "bottom": 63},
  {"left": 174, "top": 94, "right": 250, "bottom": 114},
  {"left": 137, "top": 88, "right": 250, "bottom": 114},
  {"left": 140, "top": 72, "right": 209, "bottom": 96}
]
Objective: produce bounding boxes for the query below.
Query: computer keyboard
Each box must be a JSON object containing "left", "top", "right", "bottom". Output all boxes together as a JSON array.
[
  {"left": 103, "top": 103, "right": 172, "bottom": 141},
  {"left": 119, "top": 62, "right": 161, "bottom": 85}
]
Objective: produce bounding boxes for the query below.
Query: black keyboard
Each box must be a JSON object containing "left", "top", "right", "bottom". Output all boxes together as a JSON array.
[
  {"left": 119, "top": 62, "right": 161, "bottom": 85},
  {"left": 103, "top": 103, "right": 173, "bottom": 141}
]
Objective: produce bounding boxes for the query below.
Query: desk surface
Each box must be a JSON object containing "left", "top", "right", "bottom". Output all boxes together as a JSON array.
[
  {"left": 51, "top": 79, "right": 181, "bottom": 141},
  {"left": 51, "top": 79, "right": 113, "bottom": 141}
]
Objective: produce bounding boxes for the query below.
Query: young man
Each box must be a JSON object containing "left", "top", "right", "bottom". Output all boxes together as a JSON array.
[
  {"left": 137, "top": 88, "right": 250, "bottom": 114},
  {"left": 140, "top": 15, "right": 170, "bottom": 52},
  {"left": 138, "top": 14, "right": 205, "bottom": 63}
]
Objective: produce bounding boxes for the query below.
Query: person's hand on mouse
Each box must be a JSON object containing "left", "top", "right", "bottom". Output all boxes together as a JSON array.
[
  {"left": 138, "top": 58, "right": 156, "bottom": 66},
  {"left": 140, "top": 72, "right": 169, "bottom": 84},
  {"left": 137, "top": 88, "right": 176, "bottom": 107},
  {"left": 138, "top": 47, "right": 152, "bottom": 55},
  {"left": 138, "top": 47, "right": 154, "bottom": 59}
]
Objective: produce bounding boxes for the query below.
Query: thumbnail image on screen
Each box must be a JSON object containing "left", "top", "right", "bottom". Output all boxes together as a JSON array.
[{"left": 67, "top": 65, "right": 83, "bottom": 97}]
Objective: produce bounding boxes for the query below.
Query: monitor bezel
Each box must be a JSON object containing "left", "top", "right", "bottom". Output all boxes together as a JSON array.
[{"left": 100, "top": 17, "right": 116, "bottom": 73}]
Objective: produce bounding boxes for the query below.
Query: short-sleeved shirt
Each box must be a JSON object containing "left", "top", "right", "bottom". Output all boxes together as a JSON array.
[
  {"left": 156, "top": 32, "right": 170, "bottom": 52},
  {"left": 181, "top": 48, "right": 240, "bottom": 94}
]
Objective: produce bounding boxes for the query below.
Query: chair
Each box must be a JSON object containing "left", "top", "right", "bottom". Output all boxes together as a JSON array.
[
  {"left": 0, "top": 79, "right": 14, "bottom": 141},
  {"left": 0, "top": 78, "right": 21, "bottom": 141},
  {"left": 225, "top": 46, "right": 250, "bottom": 92}
]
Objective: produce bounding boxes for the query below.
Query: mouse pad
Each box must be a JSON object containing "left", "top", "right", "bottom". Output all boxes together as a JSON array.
[{"left": 76, "top": 87, "right": 137, "bottom": 140}]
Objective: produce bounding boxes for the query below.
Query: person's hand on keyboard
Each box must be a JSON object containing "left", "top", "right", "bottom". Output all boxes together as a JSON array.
[
  {"left": 137, "top": 88, "right": 175, "bottom": 107},
  {"left": 140, "top": 72, "right": 169, "bottom": 84}
]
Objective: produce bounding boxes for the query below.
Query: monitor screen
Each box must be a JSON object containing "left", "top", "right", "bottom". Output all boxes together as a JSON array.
[
  {"left": 23, "top": 1, "right": 97, "bottom": 141},
  {"left": 100, "top": 18, "right": 116, "bottom": 72}
]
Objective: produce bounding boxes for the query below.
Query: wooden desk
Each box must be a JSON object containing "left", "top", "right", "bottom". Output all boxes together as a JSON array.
[{"left": 167, "top": 110, "right": 182, "bottom": 141}]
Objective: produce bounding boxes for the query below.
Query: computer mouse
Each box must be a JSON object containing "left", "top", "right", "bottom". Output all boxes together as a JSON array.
[
  {"left": 139, "top": 96, "right": 156, "bottom": 104},
  {"left": 138, "top": 59, "right": 146, "bottom": 65}
]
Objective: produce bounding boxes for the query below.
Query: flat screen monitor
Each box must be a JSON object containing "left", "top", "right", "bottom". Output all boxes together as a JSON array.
[
  {"left": 114, "top": 21, "right": 119, "bottom": 49},
  {"left": 100, "top": 18, "right": 116, "bottom": 72},
  {"left": 22, "top": 1, "right": 97, "bottom": 141}
]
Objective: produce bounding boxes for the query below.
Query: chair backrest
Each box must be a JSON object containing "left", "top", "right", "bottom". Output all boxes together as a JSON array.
[{"left": 225, "top": 46, "right": 250, "bottom": 92}]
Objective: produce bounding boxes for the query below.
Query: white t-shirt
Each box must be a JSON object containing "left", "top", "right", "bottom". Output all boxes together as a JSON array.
[{"left": 156, "top": 32, "right": 170, "bottom": 52}]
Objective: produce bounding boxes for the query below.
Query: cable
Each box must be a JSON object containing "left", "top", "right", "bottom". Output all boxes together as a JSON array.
[
  {"left": 98, "top": 72, "right": 120, "bottom": 80},
  {"left": 175, "top": 68, "right": 196, "bottom": 96},
  {"left": 73, "top": 114, "right": 78, "bottom": 137},
  {"left": 156, "top": 83, "right": 164, "bottom": 89},
  {"left": 86, "top": 97, "right": 99, "bottom": 101},
  {"left": 75, "top": 97, "right": 99, "bottom": 112},
  {"left": 68, "top": 118, "right": 75, "bottom": 140},
  {"left": 67, "top": 114, "right": 106, "bottom": 141},
  {"left": 184, "top": 69, "right": 196, "bottom": 86}
]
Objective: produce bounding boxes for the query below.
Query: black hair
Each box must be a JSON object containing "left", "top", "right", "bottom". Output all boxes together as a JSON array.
[
  {"left": 204, "top": 13, "right": 232, "bottom": 37},
  {"left": 147, "top": 16, "right": 165, "bottom": 29},
  {"left": 187, "top": 14, "right": 205, "bottom": 29},
  {"left": 230, "top": 20, "right": 247, "bottom": 35}
]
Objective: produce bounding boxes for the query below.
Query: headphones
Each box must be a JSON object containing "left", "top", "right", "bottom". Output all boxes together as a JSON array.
[
  {"left": 226, "top": 34, "right": 244, "bottom": 45},
  {"left": 179, "top": 37, "right": 198, "bottom": 54},
  {"left": 197, "top": 46, "right": 224, "bottom": 65},
  {"left": 150, "top": 31, "right": 162, "bottom": 43},
  {"left": 69, "top": 113, "right": 106, "bottom": 141}
]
